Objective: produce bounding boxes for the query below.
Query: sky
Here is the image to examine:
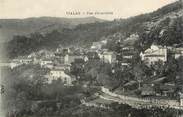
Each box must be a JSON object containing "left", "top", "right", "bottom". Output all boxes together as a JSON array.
[{"left": 0, "top": 0, "right": 178, "bottom": 20}]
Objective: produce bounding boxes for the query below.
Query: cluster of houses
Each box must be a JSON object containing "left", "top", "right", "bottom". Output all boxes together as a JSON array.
[
  {"left": 8, "top": 36, "right": 183, "bottom": 87},
  {"left": 9, "top": 44, "right": 117, "bottom": 86},
  {"left": 138, "top": 44, "right": 183, "bottom": 100},
  {"left": 140, "top": 44, "right": 183, "bottom": 65}
]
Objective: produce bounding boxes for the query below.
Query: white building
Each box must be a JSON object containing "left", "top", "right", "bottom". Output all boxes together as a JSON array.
[
  {"left": 99, "top": 51, "right": 116, "bottom": 64},
  {"left": 49, "top": 69, "right": 75, "bottom": 85},
  {"left": 140, "top": 44, "right": 168, "bottom": 65}
]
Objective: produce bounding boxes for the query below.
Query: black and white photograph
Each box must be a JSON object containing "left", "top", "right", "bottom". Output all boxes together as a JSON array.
[{"left": 0, "top": 0, "right": 183, "bottom": 117}]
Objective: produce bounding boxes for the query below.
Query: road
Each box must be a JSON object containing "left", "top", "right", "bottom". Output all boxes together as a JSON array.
[{"left": 99, "top": 87, "right": 183, "bottom": 110}]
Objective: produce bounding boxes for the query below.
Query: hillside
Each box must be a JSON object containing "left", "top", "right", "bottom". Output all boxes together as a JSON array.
[
  {"left": 0, "top": 16, "right": 105, "bottom": 42},
  {"left": 5, "top": 0, "right": 183, "bottom": 58}
]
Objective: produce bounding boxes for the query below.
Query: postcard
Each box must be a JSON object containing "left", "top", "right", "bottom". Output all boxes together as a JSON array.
[{"left": 0, "top": 0, "right": 183, "bottom": 117}]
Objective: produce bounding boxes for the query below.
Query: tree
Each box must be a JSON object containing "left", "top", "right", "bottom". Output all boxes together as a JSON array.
[
  {"left": 70, "top": 61, "right": 84, "bottom": 79},
  {"left": 161, "top": 17, "right": 183, "bottom": 46},
  {"left": 97, "top": 73, "right": 119, "bottom": 89},
  {"left": 164, "top": 57, "right": 178, "bottom": 82},
  {"left": 133, "top": 63, "right": 148, "bottom": 89},
  {"left": 150, "top": 60, "right": 165, "bottom": 76}
]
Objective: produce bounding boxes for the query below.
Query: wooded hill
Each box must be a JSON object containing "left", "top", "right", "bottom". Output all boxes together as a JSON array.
[{"left": 4, "top": 1, "right": 183, "bottom": 58}]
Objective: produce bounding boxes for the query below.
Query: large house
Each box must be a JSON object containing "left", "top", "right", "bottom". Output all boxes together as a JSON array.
[
  {"left": 140, "top": 44, "right": 168, "bottom": 65},
  {"left": 49, "top": 68, "right": 75, "bottom": 85}
]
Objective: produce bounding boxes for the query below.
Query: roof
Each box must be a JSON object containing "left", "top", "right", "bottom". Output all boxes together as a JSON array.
[
  {"left": 150, "top": 44, "right": 166, "bottom": 49},
  {"left": 151, "top": 77, "right": 166, "bottom": 84},
  {"left": 159, "top": 85, "right": 176, "bottom": 91},
  {"left": 143, "top": 76, "right": 166, "bottom": 84}
]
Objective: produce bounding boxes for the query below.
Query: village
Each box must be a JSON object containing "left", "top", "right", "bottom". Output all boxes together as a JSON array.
[{"left": 1, "top": 33, "right": 183, "bottom": 110}]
